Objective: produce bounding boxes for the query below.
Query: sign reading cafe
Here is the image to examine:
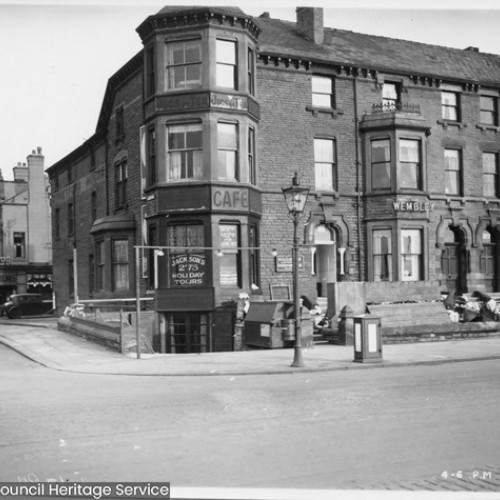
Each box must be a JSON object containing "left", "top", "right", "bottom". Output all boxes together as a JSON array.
[{"left": 170, "top": 254, "right": 206, "bottom": 286}]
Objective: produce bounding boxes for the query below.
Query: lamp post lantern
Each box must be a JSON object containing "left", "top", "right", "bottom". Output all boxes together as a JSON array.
[{"left": 282, "top": 172, "right": 310, "bottom": 367}]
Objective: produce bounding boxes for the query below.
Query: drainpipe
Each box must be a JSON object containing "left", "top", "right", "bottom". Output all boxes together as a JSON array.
[{"left": 353, "top": 75, "right": 362, "bottom": 280}]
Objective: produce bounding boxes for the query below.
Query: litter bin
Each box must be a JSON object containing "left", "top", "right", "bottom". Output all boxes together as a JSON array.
[
  {"left": 243, "top": 301, "right": 293, "bottom": 348},
  {"left": 353, "top": 314, "right": 383, "bottom": 363}
]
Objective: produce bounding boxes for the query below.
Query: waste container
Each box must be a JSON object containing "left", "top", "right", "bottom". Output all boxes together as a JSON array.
[
  {"left": 244, "top": 301, "right": 293, "bottom": 348},
  {"left": 353, "top": 314, "right": 383, "bottom": 363}
]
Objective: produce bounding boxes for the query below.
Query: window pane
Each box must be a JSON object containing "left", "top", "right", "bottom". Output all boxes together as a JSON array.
[
  {"left": 445, "top": 149, "right": 459, "bottom": 170},
  {"left": 445, "top": 171, "right": 460, "bottom": 195},
  {"left": 383, "top": 83, "right": 398, "bottom": 101},
  {"left": 312, "top": 76, "right": 332, "bottom": 108},
  {"left": 483, "top": 152, "right": 498, "bottom": 197},
  {"left": 219, "top": 224, "right": 239, "bottom": 286},
  {"left": 218, "top": 151, "right": 237, "bottom": 180},
  {"left": 401, "top": 229, "right": 422, "bottom": 281},
  {"left": 481, "top": 111, "right": 495, "bottom": 125},
  {"left": 371, "top": 139, "right": 391, "bottom": 189},
  {"left": 185, "top": 65, "right": 201, "bottom": 86},
  {"left": 442, "top": 92, "right": 458, "bottom": 120},
  {"left": 216, "top": 40, "right": 236, "bottom": 64},
  {"left": 399, "top": 139, "right": 420, "bottom": 189},
  {"left": 315, "top": 163, "right": 333, "bottom": 190},
  {"left": 218, "top": 123, "right": 237, "bottom": 148},
  {"left": 442, "top": 91, "right": 457, "bottom": 106},
  {"left": 185, "top": 41, "right": 201, "bottom": 63},
  {"left": 400, "top": 140, "right": 419, "bottom": 162},
  {"left": 312, "top": 76, "right": 332, "bottom": 94},
  {"left": 480, "top": 96, "right": 495, "bottom": 111},
  {"left": 372, "top": 163, "right": 391, "bottom": 189},
  {"left": 186, "top": 129, "right": 202, "bottom": 148},
  {"left": 216, "top": 64, "right": 235, "bottom": 88},
  {"left": 170, "top": 43, "right": 185, "bottom": 65},
  {"left": 399, "top": 163, "right": 419, "bottom": 189},
  {"left": 373, "top": 230, "right": 392, "bottom": 281},
  {"left": 314, "top": 139, "right": 335, "bottom": 190},
  {"left": 167, "top": 124, "right": 203, "bottom": 180},
  {"left": 314, "top": 139, "right": 334, "bottom": 162},
  {"left": 372, "top": 140, "right": 390, "bottom": 162},
  {"left": 312, "top": 94, "right": 332, "bottom": 108},
  {"left": 167, "top": 40, "right": 201, "bottom": 89}
]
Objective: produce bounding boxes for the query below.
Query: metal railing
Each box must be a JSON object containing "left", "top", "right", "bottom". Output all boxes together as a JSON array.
[{"left": 372, "top": 102, "right": 421, "bottom": 114}]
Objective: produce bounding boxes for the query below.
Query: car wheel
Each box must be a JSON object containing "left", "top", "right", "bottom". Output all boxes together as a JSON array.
[{"left": 7, "top": 308, "right": 22, "bottom": 319}]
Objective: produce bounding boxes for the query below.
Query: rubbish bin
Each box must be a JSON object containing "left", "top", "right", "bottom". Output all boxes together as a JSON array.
[
  {"left": 243, "top": 301, "right": 293, "bottom": 348},
  {"left": 353, "top": 314, "right": 383, "bottom": 363}
]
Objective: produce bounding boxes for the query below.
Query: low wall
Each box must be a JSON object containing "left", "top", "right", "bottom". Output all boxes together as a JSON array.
[
  {"left": 57, "top": 311, "right": 157, "bottom": 354},
  {"left": 331, "top": 281, "right": 444, "bottom": 318},
  {"left": 57, "top": 316, "right": 122, "bottom": 352}
]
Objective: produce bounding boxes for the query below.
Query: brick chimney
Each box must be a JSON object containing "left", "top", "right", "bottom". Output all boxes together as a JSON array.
[{"left": 296, "top": 7, "right": 324, "bottom": 44}]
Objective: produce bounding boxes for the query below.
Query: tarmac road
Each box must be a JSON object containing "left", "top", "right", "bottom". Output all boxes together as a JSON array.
[{"left": 0, "top": 342, "right": 499, "bottom": 495}]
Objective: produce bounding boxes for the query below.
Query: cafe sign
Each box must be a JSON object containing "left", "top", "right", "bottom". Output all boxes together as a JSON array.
[
  {"left": 170, "top": 254, "right": 206, "bottom": 286},
  {"left": 212, "top": 186, "right": 249, "bottom": 212}
]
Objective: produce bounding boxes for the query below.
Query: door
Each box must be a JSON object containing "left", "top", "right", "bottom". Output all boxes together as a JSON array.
[
  {"left": 166, "top": 312, "right": 210, "bottom": 353},
  {"left": 480, "top": 229, "right": 498, "bottom": 292},
  {"left": 441, "top": 227, "right": 467, "bottom": 295}
]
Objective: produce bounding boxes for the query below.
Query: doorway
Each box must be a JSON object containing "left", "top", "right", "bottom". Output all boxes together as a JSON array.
[
  {"left": 480, "top": 228, "right": 499, "bottom": 292},
  {"left": 165, "top": 312, "right": 210, "bottom": 353},
  {"left": 441, "top": 226, "right": 467, "bottom": 295},
  {"left": 312, "top": 225, "right": 336, "bottom": 298}
]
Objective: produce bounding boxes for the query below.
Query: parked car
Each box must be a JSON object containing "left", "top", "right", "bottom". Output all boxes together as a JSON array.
[{"left": 0, "top": 293, "right": 53, "bottom": 319}]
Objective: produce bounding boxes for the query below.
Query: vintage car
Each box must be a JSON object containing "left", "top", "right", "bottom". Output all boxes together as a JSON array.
[{"left": 0, "top": 293, "right": 53, "bottom": 319}]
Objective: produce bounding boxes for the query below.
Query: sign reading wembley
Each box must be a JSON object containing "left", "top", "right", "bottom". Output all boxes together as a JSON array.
[{"left": 393, "top": 200, "right": 434, "bottom": 212}]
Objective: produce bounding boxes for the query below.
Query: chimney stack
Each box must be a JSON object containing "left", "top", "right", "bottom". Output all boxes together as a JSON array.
[{"left": 296, "top": 7, "right": 324, "bottom": 45}]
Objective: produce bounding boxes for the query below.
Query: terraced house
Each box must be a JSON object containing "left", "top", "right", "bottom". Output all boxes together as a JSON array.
[{"left": 47, "top": 6, "right": 500, "bottom": 352}]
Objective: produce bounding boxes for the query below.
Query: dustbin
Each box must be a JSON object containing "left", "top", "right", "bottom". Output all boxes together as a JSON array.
[
  {"left": 353, "top": 314, "right": 383, "bottom": 363},
  {"left": 243, "top": 301, "right": 292, "bottom": 348}
]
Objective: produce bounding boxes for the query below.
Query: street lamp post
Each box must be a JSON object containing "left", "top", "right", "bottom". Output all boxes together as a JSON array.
[{"left": 282, "top": 173, "right": 310, "bottom": 368}]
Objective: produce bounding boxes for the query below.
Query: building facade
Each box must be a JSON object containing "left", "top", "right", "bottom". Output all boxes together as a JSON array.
[
  {"left": 0, "top": 148, "right": 52, "bottom": 303},
  {"left": 47, "top": 7, "right": 500, "bottom": 352}
]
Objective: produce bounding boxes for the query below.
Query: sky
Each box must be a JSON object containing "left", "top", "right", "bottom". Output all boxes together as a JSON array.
[{"left": 1, "top": 0, "right": 500, "bottom": 179}]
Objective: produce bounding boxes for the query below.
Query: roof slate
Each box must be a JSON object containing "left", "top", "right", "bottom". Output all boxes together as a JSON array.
[{"left": 256, "top": 16, "right": 500, "bottom": 86}]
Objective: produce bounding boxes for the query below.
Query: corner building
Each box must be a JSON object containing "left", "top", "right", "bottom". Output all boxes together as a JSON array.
[{"left": 48, "top": 7, "right": 500, "bottom": 352}]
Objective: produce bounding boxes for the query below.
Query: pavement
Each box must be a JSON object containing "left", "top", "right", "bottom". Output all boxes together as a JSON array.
[{"left": 1, "top": 317, "right": 500, "bottom": 376}]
